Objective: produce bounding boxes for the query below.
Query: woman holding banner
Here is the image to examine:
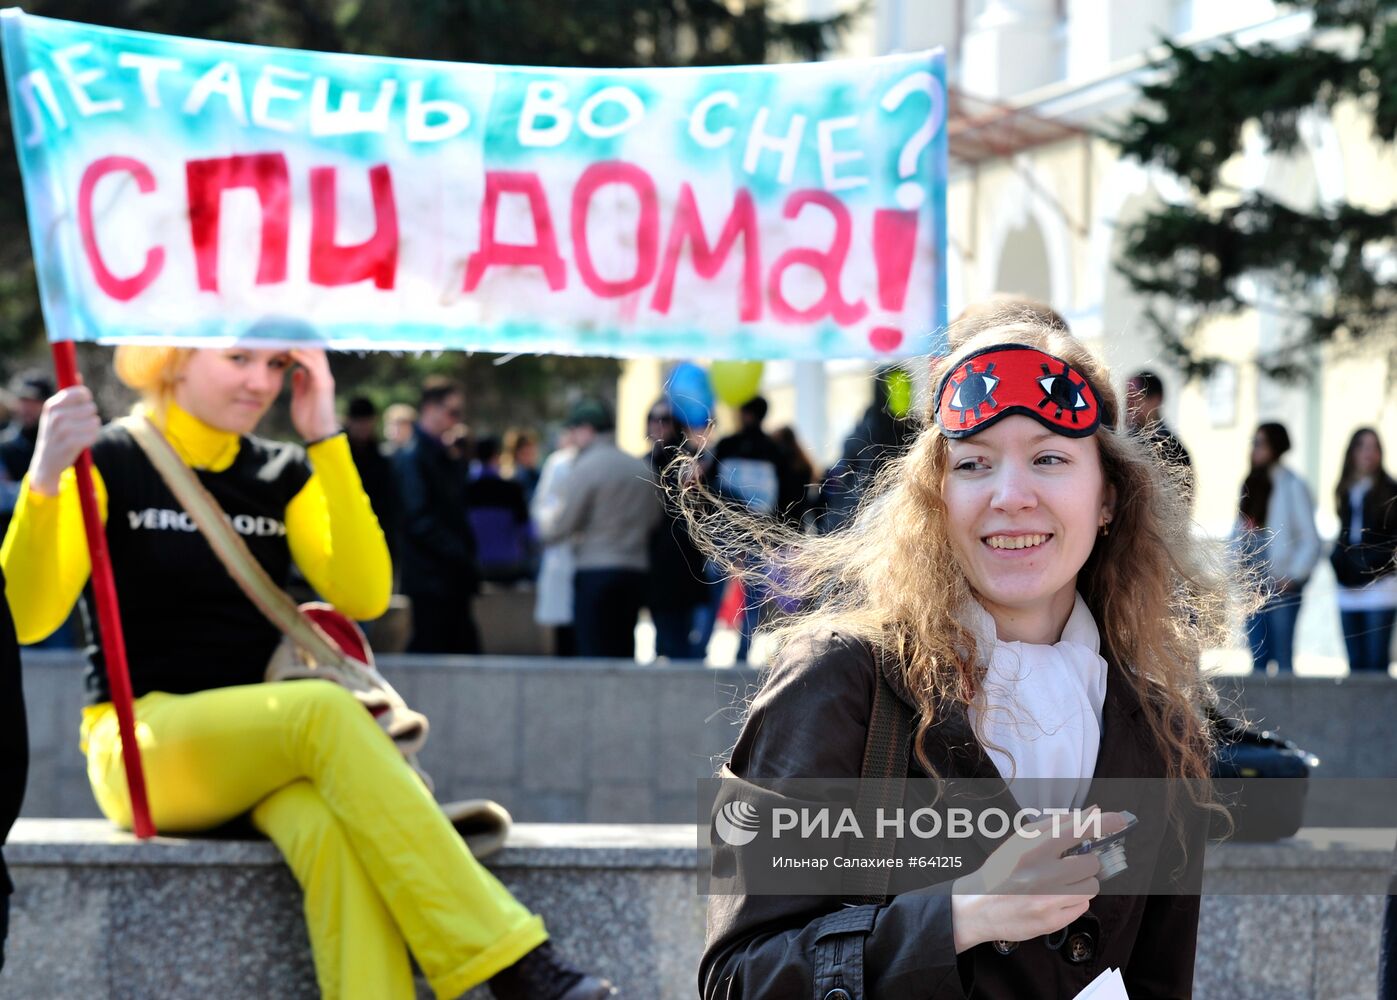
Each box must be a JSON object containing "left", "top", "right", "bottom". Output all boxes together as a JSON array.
[
  {"left": 698, "top": 314, "right": 1230, "bottom": 998},
  {"left": 0, "top": 345, "right": 612, "bottom": 1000}
]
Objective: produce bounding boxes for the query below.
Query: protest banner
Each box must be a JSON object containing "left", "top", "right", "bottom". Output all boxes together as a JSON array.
[{"left": 1, "top": 11, "right": 947, "bottom": 360}]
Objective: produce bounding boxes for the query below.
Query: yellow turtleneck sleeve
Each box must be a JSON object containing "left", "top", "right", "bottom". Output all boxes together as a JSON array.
[
  {"left": 0, "top": 408, "right": 392, "bottom": 645},
  {"left": 287, "top": 434, "right": 392, "bottom": 621},
  {"left": 0, "top": 468, "right": 108, "bottom": 645}
]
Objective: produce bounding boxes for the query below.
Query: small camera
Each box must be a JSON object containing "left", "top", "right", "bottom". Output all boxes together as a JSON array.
[{"left": 1059, "top": 810, "right": 1139, "bottom": 881}]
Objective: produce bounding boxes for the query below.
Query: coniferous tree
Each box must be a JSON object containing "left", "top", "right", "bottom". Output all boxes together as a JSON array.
[{"left": 1112, "top": 0, "right": 1397, "bottom": 380}]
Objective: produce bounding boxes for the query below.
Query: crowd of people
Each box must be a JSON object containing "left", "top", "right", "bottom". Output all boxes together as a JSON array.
[
  {"left": 1126, "top": 367, "right": 1396, "bottom": 677},
  {"left": 2, "top": 349, "right": 1397, "bottom": 674},
  {"left": 343, "top": 375, "right": 862, "bottom": 663},
  {"left": 0, "top": 311, "right": 1393, "bottom": 995}
]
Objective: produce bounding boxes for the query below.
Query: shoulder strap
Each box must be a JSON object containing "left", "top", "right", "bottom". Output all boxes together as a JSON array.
[
  {"left": 120, "top": 414, "right": 346, "bottom": 666},
  {"left": 844, "top": 645, "right": 915, "bottom": 906}
]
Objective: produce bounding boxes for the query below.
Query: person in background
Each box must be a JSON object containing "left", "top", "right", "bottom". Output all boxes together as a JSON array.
[
  {"left": 531, "top": 428, "right": 579, "bottom": 656},
  {"left": 815, "top": 368, "right": 918, "bottom": 534},
  {"left": 382, "top": 403, "right": 418, "bottom": 452},
  {"left": 646, "top": 400, "right": 708, "bottom": 661},
  {"left": 502, "top": 429, "right": 542, "bottom": 507},
  {"left": 344, "top": 396, "right": 399, "bottom": 561},
  {"left": 1125, "top": 370, "right": 1193, "bottom": 496},
  {"left": 1330, "top": 427, "right": 1397, "bottom": 674},
  {"left": 393, "top": 378, "right": 482, "bottom": 654},
  {"left": 1235, "top": 422, "right": 1321, "bottom": 675},
  {"left": 0, "top": 565, "right": 27, "bottom": 972},
  {"left": 713, "top": 397, "right": 788, "bottom": 519},
  {"left": 0, "top": 372, "right": 55, "bottom": 543},
  {"left": 771, "top": 425, "right": 816, "bottom": 531},
  {"left": 0, "top": 371, "right": 54, "bottom": 488},
  {"left": 664, "top": 400, "right": 723, "bottom": 661},
  {"left": 713, "top": 396, "right": 792, "bottom": 662},
  {"left": 468, "top": 436, "right": 533, "bottom": 585},
  {"left": 537, "top": 400, "right": 660, "bottom": 659}
]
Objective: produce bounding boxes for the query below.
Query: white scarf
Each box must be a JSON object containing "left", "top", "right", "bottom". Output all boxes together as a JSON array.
[{"left": 964, "top": 593, "right": 1108, "bottom": 813}]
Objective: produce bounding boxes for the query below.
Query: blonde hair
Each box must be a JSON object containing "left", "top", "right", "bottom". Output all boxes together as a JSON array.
[
  {"left": 112, "top": 345, "right": 194, "bottom": 410},
  {"left": 684, "top": 318, "right": 1243, "bottom": 832}
]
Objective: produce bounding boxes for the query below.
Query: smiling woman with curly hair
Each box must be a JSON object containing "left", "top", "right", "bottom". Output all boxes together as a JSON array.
[{"left": 695, "top": 310, "right": 1242, "bottom": 999}]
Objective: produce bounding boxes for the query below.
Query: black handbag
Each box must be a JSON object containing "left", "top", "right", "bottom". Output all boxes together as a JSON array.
[{"left": 1208, "top": 707, "right": 1319, "bottom": 841}]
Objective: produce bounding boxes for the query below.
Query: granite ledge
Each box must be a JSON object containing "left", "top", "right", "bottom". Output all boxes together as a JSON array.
[
  {"left": 7, "top": 819, "right": 701, "bottom": 869},
  {"left": 11, "top": 820, "right": 1392, "bottom": 874}
]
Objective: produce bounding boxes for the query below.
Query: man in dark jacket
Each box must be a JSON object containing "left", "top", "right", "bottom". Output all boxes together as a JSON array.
[
  {"left": 344, "top": 395, "right": 400, "bottom": 561},
  {"left": 645, "top": 400, "right": 709, "bottom": 661},
  {"left": 0, "top": 371, "right": 54, "bottom": 542},
  {"left": 1126, "top": 370, "right": 1193, "bottom": 497},
  {"left": 0, "top": 565, "right": 29, "bottom": 970},
  {"left": 392, "top": 379, "right": 481, "bottom": 654},
  {"left": 0, "top": 371, "right": 52, "bottom": 484},
  {"left": 815, "top": 369, "right": 918, "bottom": 534}
]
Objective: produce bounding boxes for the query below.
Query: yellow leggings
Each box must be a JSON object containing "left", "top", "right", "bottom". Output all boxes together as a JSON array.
[{"left": 82, "top": 679, "right": 548, "bottom": 1000}]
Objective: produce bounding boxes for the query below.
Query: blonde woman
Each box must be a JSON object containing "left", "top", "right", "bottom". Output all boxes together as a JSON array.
[
  {"left": 700, "top": 318, "right": 1228, "bottom": 998},
  {"left": 0, "top": 345, "right": 612, "bottom": 1000}
]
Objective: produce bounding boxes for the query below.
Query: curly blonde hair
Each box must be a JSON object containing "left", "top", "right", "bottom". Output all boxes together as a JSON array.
[{"left": 685, "top": 317, "right": 1243, "bottom": 802}]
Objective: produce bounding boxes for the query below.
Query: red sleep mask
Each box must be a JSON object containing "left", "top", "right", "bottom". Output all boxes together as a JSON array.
[{"left": 935, "top": 343, "right": 1102, "bottom": 439}]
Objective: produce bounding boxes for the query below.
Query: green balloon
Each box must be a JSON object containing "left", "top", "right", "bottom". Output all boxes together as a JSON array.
[
  {"left": 710, "top": 360, "right": 765, "bottom": 407},
  {"left": 886, "top": 369, "right": 913, "bottom": 418}
]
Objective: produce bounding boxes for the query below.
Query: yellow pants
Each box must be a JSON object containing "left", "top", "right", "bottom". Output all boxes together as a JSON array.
[{"left": 82, "top": 679, "right": 548, "bottom": 1000}]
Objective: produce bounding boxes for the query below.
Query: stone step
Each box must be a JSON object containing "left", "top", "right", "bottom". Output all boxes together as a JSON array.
[
  {"left": 20, "top": 653, "right": 1397, "bottom": 826},
  {"left": 2, "top": 821, "right": 1392, "bottom": 999}
]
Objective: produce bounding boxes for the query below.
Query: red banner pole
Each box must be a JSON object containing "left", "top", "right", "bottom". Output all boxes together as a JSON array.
[{"left": 50, "top": 339, "right": 156, "bottom": 839}]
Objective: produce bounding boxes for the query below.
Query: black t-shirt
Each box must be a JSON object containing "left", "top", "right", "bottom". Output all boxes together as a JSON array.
[{"left": 84, "top": 424, "right": 312, "bottom": 704}]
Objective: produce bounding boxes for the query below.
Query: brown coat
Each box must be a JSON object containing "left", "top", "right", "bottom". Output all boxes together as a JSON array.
[{"left": 701, "top": 631, "right": 1204, "bottom": 1000}]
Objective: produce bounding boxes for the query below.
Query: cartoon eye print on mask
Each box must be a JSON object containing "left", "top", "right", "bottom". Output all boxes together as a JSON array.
[{"left": 936, "top": 344, "right": 1102, "bottom": 440}]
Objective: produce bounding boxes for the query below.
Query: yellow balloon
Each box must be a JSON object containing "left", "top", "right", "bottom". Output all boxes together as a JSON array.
[
  {"left": 710, "top": 360, "right": 765, "bottom": 408},
  {"left": 885, "top": 369, "right": 913, "bottom": 418}
]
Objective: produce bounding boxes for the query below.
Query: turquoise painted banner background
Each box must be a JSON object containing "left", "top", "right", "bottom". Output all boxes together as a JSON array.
[{"left": 1, "top": 11, "right": 947, "bottom": 360}]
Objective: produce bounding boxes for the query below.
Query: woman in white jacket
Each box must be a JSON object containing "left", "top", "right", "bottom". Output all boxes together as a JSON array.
[
  {"left": 1236, "top": 422, "right": 1322, "bottom": 673},
  {"left": 531, "top": 428, "right": 579, "bottom": 655}
]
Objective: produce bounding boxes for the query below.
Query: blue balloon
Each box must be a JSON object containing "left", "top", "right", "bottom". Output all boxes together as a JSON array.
[{"left": 665, "top": 362, "right": 714, "bottom": 429}]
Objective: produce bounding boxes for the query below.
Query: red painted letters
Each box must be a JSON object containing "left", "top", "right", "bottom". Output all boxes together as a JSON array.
[
  {"left": 464, "top": 171, "right": 566, "bottom": 292},
  {"left": 77, "top": 156, "right": 165, "bottom": 301},
  {"left": 767, "top": 189, "right": 867, "bottom": 325},
  {"left": 571, "top": 162, "right": 659, "bottom": 298},
  {"left": 309, "top": 164, "right": 399, "bottom": 290},
  {"left": 186, "top": 153, "right": 291, "bottom": 293},
  {"left": 651, "top": 183, "right": 761, "bottom": 321}
]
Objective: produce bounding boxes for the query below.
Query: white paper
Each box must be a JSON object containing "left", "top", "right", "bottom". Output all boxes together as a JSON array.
[{"left": 1073, "top": 967, "right": 1130, "bottom": 1000}]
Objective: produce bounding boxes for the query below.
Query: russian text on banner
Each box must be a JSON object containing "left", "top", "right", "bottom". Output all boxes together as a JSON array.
[{"left": 0, "top": 11, "right": 947, "bottom": 360}]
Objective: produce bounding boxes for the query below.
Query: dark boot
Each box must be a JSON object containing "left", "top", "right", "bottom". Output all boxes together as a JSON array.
[{"left": 488, "top": 943, "right": 617, "bottom": 1000}]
